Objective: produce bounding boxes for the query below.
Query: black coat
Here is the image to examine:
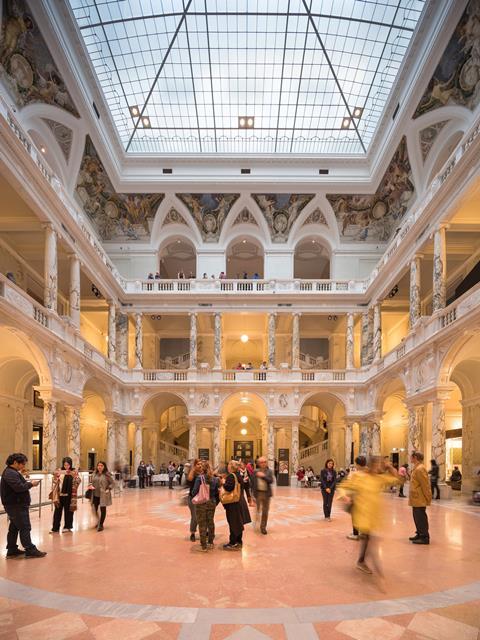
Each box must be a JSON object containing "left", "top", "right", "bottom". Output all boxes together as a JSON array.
[
  {"left": 1, "top": 467, "right": 33, "bottom": 507},
  {"left": 320, "top": 468, "right": 337, "bottom": 492},
  {"left": 223, "top": 472, "right": 252, "bottom": 534}
]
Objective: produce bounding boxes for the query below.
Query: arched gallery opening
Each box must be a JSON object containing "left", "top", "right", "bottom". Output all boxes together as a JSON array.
[
  {"left": 299, "top": 392, "right": 346, "bottom": 467},
  {"left": 293, "top": 239, "right": 330, "bottom": 279},
  {"left": 142, "top": 392, "right": 189, "bottom": 465},
  {"left": 378, "top": 377, "right": 409, "bottom": 467},
  {"left": 80, "top": 379, "right": 111, "bottom": 471},
  {"left": 159, "top": 237, "right": 196, "bottom": 278},
  {"left": 221, "top": 392, "right": 267, "bottom": 462},
  {"left": 226, "top": 236, "right": 264, "bottom": 278}
]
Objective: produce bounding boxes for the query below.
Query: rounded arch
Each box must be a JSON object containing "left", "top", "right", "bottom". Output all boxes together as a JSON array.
[
  {"left": 221, "top": 391, "right": 268, "bottom": 462},
  {"left": 80, "top": 376, "right": 113, "bottom": 413},
  {"left": 158, "top": 235, "right": 197, "bottom": 278},
  {"left": 299, "top": 390, "right": 346, "bottom": 423},
  {"left": 219, "top": 196, "right": 270, "bottom": 247},
  {"left": 0, "top": 326, "right": 52, "bottom": 387},
  {"left": 150, "top": 194, "right": 203, "bottom": 250},
  {"left": 141, "top": 391, "right": 189, "bottom": 462},
  {"left": 141, "top": 390, "right": 189, "bottom": 416},
  {"left": 438, "top": 333, "right": 480, "bottom": 396},
  {"left": 220, "top": 390, "right": 268, "bottom": 415},
  {"left": 225, "top": 232, "right": 265, "bottom": 278},
  {"left": 374, "top": 375, "right": 407, "bottom": 414},
  {"left": 426, "top": 129, "right": 465, "bottom": 186},
  {"left": 292, "top": 233, "right": 331, "bottom": 279}
]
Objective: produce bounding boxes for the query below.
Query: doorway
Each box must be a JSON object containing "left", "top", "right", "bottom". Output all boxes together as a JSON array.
[{"left": 233, "top": 440, "right": 254, "bottom": 461}]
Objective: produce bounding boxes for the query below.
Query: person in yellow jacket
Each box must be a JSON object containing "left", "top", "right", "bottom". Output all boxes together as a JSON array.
[
  {"left": 339, "top": 456, "right": 403, "bottom": 576},
  {"left": 408, "top": 451, "right": 432, "bottom": 545}
]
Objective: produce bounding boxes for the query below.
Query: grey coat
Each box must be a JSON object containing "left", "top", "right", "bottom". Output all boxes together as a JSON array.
[
  {"left": 251, "top": 467, "right": 274, "bottom": 498},
  {"left": 90, "top": 472, "right": 114, "bottom": 507}
]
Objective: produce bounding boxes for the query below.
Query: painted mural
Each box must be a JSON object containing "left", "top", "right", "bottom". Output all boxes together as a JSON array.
[
  {"left": 75, "top": 136, "right": 164, "bottom": 241},
  {"left": 326, "top": 137, "right": 414, "bottom": 243},
  {"left": 0, "top": 0, "right": 79, "bottom": 116},
  {"left": 303, "top": 208, "right": 328, "bottom": 227},
  {"left": 233, "top": 208, "right": 258, "bottom": 226},
  {"left": 252, "top": 193, "right": 314, "bottom": 242},
  {"left": 419, "top": 120, "right": 449, "bottom": 162},
  {"left": 42, "top": 118, "right": 73, "bottom": 161},
  {"left": 177, "top": 193, "right": 239, "bottom": 241},
  {"left": 414, "top": 1, "right": 480, "bottom": 118},
  {"left": 162, "top": 208, "right": 188, "bottom": 227}
]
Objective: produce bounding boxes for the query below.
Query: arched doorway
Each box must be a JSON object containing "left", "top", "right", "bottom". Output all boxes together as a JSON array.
[
  {"left": 221, "top": 392, "right": 267, "bottom": 463},
  {"left": 159, "top": 237, "right": 196, "bottom": 278},
  {"left": 80, "top": 378, "right": 112, "bottom": 471},
  {"left": 142, "top": 392, "right": 189, "bottom": 467},
  {"left": 377, "top": 377, "right": 408, "bottom": 467},
  {"left": 299, "top": 392, "right": 346, "bottom": 471},
  {"left": 293, "top": 238, "right": 330, "bottom": 279},
  {"left": 226, "top": 236, "right": 264, "bottom": 278}
]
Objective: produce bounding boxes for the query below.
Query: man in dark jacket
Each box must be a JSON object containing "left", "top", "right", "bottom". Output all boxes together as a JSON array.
[
  {"left": 1, "top": 453, "right": 47, "bottom": 558},
  {"left": 251, "top": 456, "right": 274, "bottom": 535}
]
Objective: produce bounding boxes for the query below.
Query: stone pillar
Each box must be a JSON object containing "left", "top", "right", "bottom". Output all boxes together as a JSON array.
[
  {"left": 373, "top": 304, "right": 382, "bottom": 363},
  {"left": 366, "top": 309, "right": 374, "bottom": 365},
  {"left": 359, "top": 422, "right": 372, "bottom": 458},
  {"left": 346, "top": 313, "right": 354, "bottom": 369},
  {"left": 42, "top": 399, "right": 57, "bottom": 472},
  {"left": 344, "top": 423, "right": 353, "bottom": 467},
  {"left": 188, "top": 419, "right": 197, "bottom": 459},
  {"left": 14, "top": 405, "right": 24, "bottom": 451},
  {"left": 268, "top": 313, "right": 276, "bottom": 368},
  {"left": 65, "top": 406, "right": 81, "bottom": 470},
  {"left": 108, "top": 303, "right": 116, "bottom": 361},
  {"left": 409, "top": 255, "right": 421, "bottom": 328},
  {"left": 371, "top": 422, "right": 381, "bottom": 456},
  {"left": 116, "top": 420, "right": 129, "bottom": 469},
  {"left": 213, "top": 312, "right": 222, "bottom": 369},
  {"left": 189, "top": 313, "right": 197, "bottom": 369},
  {"left": 432, "top": 398, "right": 446, "bottom": 480},
  {"left": 360, "top": 312, "right": 369, "bottom": 366},
  {"left": 213, "top": 423, "right": 221, "bottom": 469},
  {"left": 134, "top": 424, "right": 143, "bottom": 471},
  {"left": 267, "top": 420, "right": 275, "bottom": 470},
  {"left": 291, "top": 419, "right": 299, "bottom": 472},
  {"left": 106, "top": 417, "right": 116, "bottom": 470},
  {"left": 116, "top": 313, "right": 129, "bottom": 367},
  {"left": 69, "top": 254, "right": 81, "bottom": 328},
  {"left": 43, "top": 224, "right": 57, "bottom": 312},
  {"left": 407, "top": 405, "right": 424, "bottom": 457},
  {"left": 461, "top": 402, "right": 477, "bottom": 493},
  {"left": 433, "top": 226, "right": 447, "bottom": 312},
  {"left": 292, "top": 313, "right": 300, "bottom": 369},
  {"left": 134, "top": 313, "right": 143, "bottom": 369}
]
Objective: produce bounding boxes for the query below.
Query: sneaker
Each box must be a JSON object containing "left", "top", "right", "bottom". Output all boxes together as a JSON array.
[
  {"left": 6, "top": 549, "right": 25, "bottom": 558},
  {"left": 190, "top": 533, "right": 196, "bottom": 542},
  {"left": 260, "top": 529, "right": 267, "bottom": 535},
  {"left": 409, "top": 534, "right": 420, "bottom": 541},
  {"left": 346, "top": 534, "right": 359, "bottom": 540},
  {"left": 412, "top": 537, "right": 429, "bottom": 545},
  {"left": 326, "top": 517, "right": 332, "bottom": 522},
  {"left": 193, "top": 545, "right": 208, "bottom": 552},
  {"left": 223, "top": 543, "right": 239, "bottom": 550},
  {"left": 62, "top": 529, "right": 72, "bottom": 533},
  {"left": 356, "top": 561, "right": 372, "bottom": 574},
  {"left": 25, "top": 549, "right": 47, "bottom": 558},
  {"left": 207, "top": 543, "right": 214, "bottom": 549},
  {"left": 49, "top": 529, "right": 59, "bottom": 534},
  {"left": 97, "top": 525, "right": 104, "bottom": 532}
]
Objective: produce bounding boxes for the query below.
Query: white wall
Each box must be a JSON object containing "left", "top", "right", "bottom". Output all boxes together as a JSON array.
[
  {"left": 111, "top": 254, "right": 158, "bottom": 279},
  {"left": 265, "top": 252, "right": 293, "bottom": 279},
  {"left": 197, "top": 251, "right": 226, "bottom": 278},
  {"left": 332, "top": 254, "right": 380, "bottom": 280}
]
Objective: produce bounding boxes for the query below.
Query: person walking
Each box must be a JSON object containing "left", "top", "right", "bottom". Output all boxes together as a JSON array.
[
  {"left": 346, "top": 455, "right": 367, "bottom": 540},
  {"left": 186, "top": 459, "right": 202, "bottom": 541},
  {"left": 168, "top": 461, "right": 177, "bottom": 490},
  {"left": 320, "top": 458, "right": 337, "bottom": 521},
  {"left": 239, "top": 460, "right": 254, "bottom": 506},
  {"left": 398, "top": 463, "right": 409, "bottom": 497},
  {"left": 429, "top": 459, "right": 440, "bottom": 500},
  {"left": 221, "top": 459, "right": 251, "bottom": 550},
  {"left": 251, "top": 456, "right": 274, "bottom": 535},
  {"left": 409, "top": 452, "right": 432, "bottom": 545},
  {"left": 88, "top": 461, "right": 114, "bottom": 532},
  {"left": 50, "top": 456, "right": 82, "bottom": 533},
  {"left": 146, "top": 461, "right": 155, "bottom": 487},
  {"left": 137, "top": 460, "right": 147, "bottom": 489},
  {"left": 191, "top": 460, "right": 220, "bottom": 552},
  {"left": 1, "top": 453, "right": 46, "bottom": 558}
]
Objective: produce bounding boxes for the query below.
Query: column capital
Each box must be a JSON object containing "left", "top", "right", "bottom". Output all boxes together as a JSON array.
[
  {"left": 41, "top": 221, "right": 55, "bottom": 232},
  {"left": 436, "top": 222, "right": 450, "bottom": 233},
  {"left": 412, "top": 253, "right": 424, "bottom": 262}
]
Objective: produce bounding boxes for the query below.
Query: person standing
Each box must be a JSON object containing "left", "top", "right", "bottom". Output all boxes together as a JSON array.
[
  {"left": 251, "top": 456, "right": 274, "bottom": 535},
  {"left": 191, "top": 460, "right": 220, "bottom": 552},
  {"left": 88, "top": 461, "right": 114, "bottom": 532},
  {"left": 168, "top": 461, "right": 177, "bottom": 490},
  {"left": 137, "top": 460, "right": 147, "bottom": 489},
  {"left": 320, "top": 459, "right": 337, "bottom": 521},
  {"left": 186, "top": 459, "right": 202, "bottom": 541},
  {"left": 1, "top": 453, "right": 46, "bottom": 558},
  {"left": 146, "top": 461, "right": 155, "bottom": 487},
  {"left": 429, "top": 459, "right": 440, "bottom": 500},
  {"left": 221, "top": 459, "right": 251, "bottom": 550},
  {"left": 409, "top": 452, "right": 432, "bottom": 544},
  {"left": 398, "top": 463, "right": 409, "bottom": 497},
  {"left": 50, "top": 456, "right": 82, "bottom": 533}
]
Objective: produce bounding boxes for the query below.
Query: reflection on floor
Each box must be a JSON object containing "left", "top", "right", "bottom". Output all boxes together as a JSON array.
[{"left": 0, "top": 486, "right": 479, "bottom": 639}]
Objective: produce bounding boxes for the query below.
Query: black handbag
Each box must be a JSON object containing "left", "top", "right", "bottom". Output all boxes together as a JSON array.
[{"left": 85, "top": 488, "right": 92, "bottom": 500}]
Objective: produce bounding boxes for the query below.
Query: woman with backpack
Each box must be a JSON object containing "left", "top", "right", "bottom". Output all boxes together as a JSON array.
[{"left": 191, "top": 460, "right": 220, "bottom": 552}]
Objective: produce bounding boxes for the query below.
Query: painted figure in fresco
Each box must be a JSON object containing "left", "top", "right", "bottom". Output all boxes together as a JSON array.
[
  {"left": 178, "top": 193, "right": 239, "bottom": 240},
  {"left": 1, "top": 10, "right": 33, "bottom": 65},
  {"left": 254, "top": 193, "right": 314, "bottom": 241}
]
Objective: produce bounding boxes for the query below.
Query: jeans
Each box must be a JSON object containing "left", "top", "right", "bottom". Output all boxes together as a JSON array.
[
  {"left": 52, "top": 495, "right": 74, "bottom": 531},
  {"left": 255, "top": 491, "right": 270, "bottom": 532},
  {"left": 321, "top": 489, "right": 334, "bottom": 518},
  {"left": 5, "top": 505, "right": 35, "bottom": 552},
  {"left": 139, "top": 475, "right": 145, "bottom": 489},
  {"left": 195, "top": 500, "right": 216, "bottom": 548},
  {"left": 168, "top": 476, "right": 174, "bottom": 489},
  {"left": 187, "top": 495, "right": 198, "bottom": 534},
  {"left": 412, "top": 506, "right": 429, "bottom": 539},
  {"left": 431, "top": 481, "right": 440, "bottom": 499},
  {"left": 92, "top": 496, "right": 107, "bottom": 526}
]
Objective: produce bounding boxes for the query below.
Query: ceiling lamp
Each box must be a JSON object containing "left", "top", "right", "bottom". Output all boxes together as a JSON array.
[
  {"left": 240, "top": 334, "right": 249, "bottom": 343},
  {"left": 240, "top": 415, "right": 248, "bottom": 424},
  {"left": 240, "top": 428, "right": 247, "bottom": 436},
  {"left": 141, "top": 116, "right": 151, "bottom": 128},
  {"left": 239, "top": 116, "right": 255, "bottom": 129},
  {"left": 129, "top": 105, "right": 140, "bottom": 117},
  {"left": 352, "top": 106, "right": 363, "bottom": 119},
  {"left": 341, "top": 116, "right": 351, "bottom": 129}
]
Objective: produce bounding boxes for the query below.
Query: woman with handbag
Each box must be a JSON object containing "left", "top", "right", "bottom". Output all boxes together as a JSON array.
[
  {"left": 49, "top": 456, "right": 82, "bottom": 533},
  {"left": 186, "top": 459, "right": 202, "bottom": 541},
  {"left": 87, "top": 461, "right": 114, "bottom": 531},
  {"left": 221, "top": 460, "right": 251, "bottom": 550},
  {"left": 191, "top": 460, "right": 220, "bottom": 552}
]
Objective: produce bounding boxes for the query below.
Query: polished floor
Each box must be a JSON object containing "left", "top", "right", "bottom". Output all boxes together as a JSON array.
[{"left": 0, "top": 486, "right": 479, "bottom": 639}]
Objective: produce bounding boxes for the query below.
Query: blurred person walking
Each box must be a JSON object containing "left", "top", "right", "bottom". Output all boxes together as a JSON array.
[
  {"left": 191, "top": 460, "right": 220, "bottom": 551},
  {"left": 346, "top": 455, "right": 367, "bottom": 540},
  {"left": 146, "top": 461, "right": 155, "bottom": 487},
  {"left": 429, "top": 459, "right": 440, "bottom": 500},
  {"left": 87, "top": 461, "right": 114, "bottom": 532},
  {"left": 251, "top": 456, "right": 274, "bottom": 535},
  {"left": 168, "top": 461, "right": 177, "bottom": 490},
  {"left": 409, "top": 452, "right": 432, "bottom": 544},
  {"left": 50, "top": 456, "right": 82, "bottom": 533},
  {"left": 186, "top": 459, "right": 202, "bottom": 541},
  {"left": 320, "top": 458, "right": 337, "bottom": 521}
]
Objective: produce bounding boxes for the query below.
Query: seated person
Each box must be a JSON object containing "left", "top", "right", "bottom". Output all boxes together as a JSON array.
[
  {"left": 154, "top": 272, "right": 161, "bottom": 279},
  {"left": 235, "top": 362, "right": 243, "bottom": 370},
  {"left": 147, "top": 272, "right": 154, "bottom": 279},
  {"left": 450, "top": 466, "right": 462, "bottom": 483}
]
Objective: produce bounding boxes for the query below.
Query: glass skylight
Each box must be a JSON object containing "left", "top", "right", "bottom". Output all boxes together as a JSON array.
[{"left": 68, "top": 0, "right": 426, "bottom": 155}]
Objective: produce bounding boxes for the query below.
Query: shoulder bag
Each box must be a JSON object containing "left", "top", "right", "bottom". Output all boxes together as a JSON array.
[{"left": 220, "top": 473, "right": 241, "bottom": 504}]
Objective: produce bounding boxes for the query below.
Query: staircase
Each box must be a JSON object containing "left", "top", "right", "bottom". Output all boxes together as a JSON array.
[
  {"left": 298, "top": 440, "right": 329, "bottom": 472},
  {"left": 157, "top": 439, "right": 188, "bottom": 466},
  {"left": 158, "top": 352, "right": 190, "bottom": 369}
]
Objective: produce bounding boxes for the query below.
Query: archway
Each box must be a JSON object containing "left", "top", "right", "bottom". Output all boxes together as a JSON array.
[
  {"left": 226, "top": 236, "right": 264, "bottom": 278},
  {"left": 221, "top": 392, "right": 267, "bottom": 463},
  {"left": 299, "top": 392, "right": 346, "bottom": 470},
  {"left": 159, "top": 237, "right": 196, "bottom": 278},
  {"left": 377, "top": 377, "right": 408, "bottom": 467},
  {"left": 142, "top": 392, "right": 189, "bottom": 467},
  {"left": 293, "top": 238, "right": 330, "bottom": 279},
  {"left": 80, "top": 378, "right": 112, "bottom": 471}
]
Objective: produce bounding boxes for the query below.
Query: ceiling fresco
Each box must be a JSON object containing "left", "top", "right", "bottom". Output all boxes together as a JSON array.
[
  {"left": 326, "top": 137, "right": 414, "bottom": 243},
  {"left": 75, "top": 136, "right": 164, "bottom": 241},
  {"left": 162, "top": 208, "right": 188, "bottom": 227},
  {"left": 0, "top": 0, "right": 79, "bottom": 116},
  {"left": 252, "top": 194, "right": 315, "bottom": 243},
  {"left": 41, "top": 118, "right": 73, "bottom": 161},
  {"left": 177, "top": 193, "right": 240, "bottom": 242},
  {"left": 414, "top": 0, "right": 480, "bottom": 118},
  {"left": 303, "top": 209, "right": 328, "bottom": 227},
  {"left": 233, "top": 209, "right": 258, "bottom": 227},
  {"left": 419, "top": 120, "right": 449, "bottom": 162}
]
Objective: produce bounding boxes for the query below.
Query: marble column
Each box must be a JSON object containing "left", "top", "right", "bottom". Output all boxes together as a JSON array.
[
  {"left": 366, "top": 309, "right": 374, "bottom": 365},
  {"left": 344, "top": 423, "right": 353, "bottom": 467},
  {"left": 432, "top": 399, "right": 446, "bottom": 480},
  {"left": 267, "top": 420, "right": 275, "bottom": 470},
  {"left": 42, "top": 399, "right": 57, "bottom": 472},
  {"left": 213, "top": 313, "right": 222, "bottom": 369},
  {"left": 116, "top": 313, "right": 129, "bottom": 367},
  {"left": 292, "top": 313, "right": 300, "bottom": 369},
  {"left": 407, "top": 405, "right": 424, "bottom": 456},
  {"left": 371, "top": 422, "right": 381, "bottom": 456},
  {"left": 14, "top": 405, "right": 24, "bottom": 451},
  {"left": 134, "top": 424, "right": 143, "bottom": 471},
  {"left": 108, "top": 303, "right": 116, "bottom": 361},
  {"left": 268, "top": 313, "right": 276, "bottom": 368},
  {"left": 461, "top": 403, "right": 475, "bottom": 493},
  {"left": 65, "top": 406, "right": 81, "bottom": 470},
  {"left": 189, "top": 313, "right": 197, "bottom": 369},
  {"left": 213, "top": 423, "right": 221, "bottom": 469},
  {"left": 359, "top": 422, "right": 372, "bottom": 458},
  {"left": 106, "top": 417, "right": 116, "bottom": 470},
  {"left": 134, "top": 313, "right": 143, "bottom": 369},
  {"left": 433, "top": 226, "right": 447, "bottom": 312},
  {"left": 373, "top": 303, "right": 382, "bottom": 363},
  {"left": 291, "top": 419, "right": 299, "bottom": 473},
  {"left": 43, "top": 224, "right": 57, "bottom": 312},
  {"left": 409, "top": 256, "right": 421, "bottom": 328},
  {"left": 360, "top": 312, "right": 369, "bottom": 366},
  {"left": 346, "top": 313, "right": 354, "bottom": 369},
  {"left": 116, "top": 420, "right": 129, "bottom": 468},
  {"left": 188, "top": 419, "right": 197, "bottom": 459},
  {"left": 69, "top": 254, "right": 81, "bottom": 329}
]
